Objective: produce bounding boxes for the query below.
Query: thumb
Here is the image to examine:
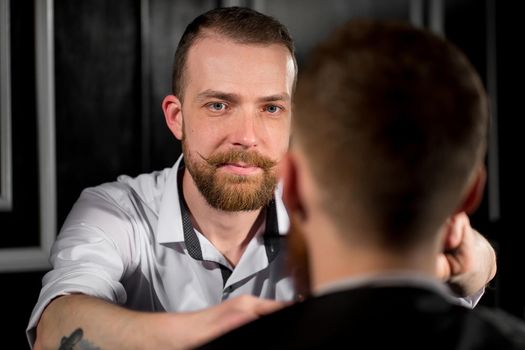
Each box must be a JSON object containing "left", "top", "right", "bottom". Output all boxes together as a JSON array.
[{"left": 443, "top": 213, "right": 468, "bottom": 251}]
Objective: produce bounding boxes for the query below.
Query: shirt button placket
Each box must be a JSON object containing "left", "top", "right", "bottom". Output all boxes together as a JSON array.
[{"left": 222, "top": 285, "right": 234, "bottom": 300}]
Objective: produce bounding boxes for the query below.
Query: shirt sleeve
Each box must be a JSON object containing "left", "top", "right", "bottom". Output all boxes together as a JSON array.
[
  {"left": 455, "top": 287, "right": 485, "bottom": 308},
  {"left": 26, "top": 187, "right": 134, "bottom": 347}
]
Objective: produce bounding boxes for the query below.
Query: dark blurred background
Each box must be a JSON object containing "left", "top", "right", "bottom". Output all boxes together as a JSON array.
[{"left": 0, "top": 0, "right": 521, "bottom": 348}]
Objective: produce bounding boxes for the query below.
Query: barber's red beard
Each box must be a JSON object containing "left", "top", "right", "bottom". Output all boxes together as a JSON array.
[
  {"left": 183, "top": 144, "right": 278, "bottom": 211},
  {"left": 288, "top": 214, "right": 311, "bottom": 299}
]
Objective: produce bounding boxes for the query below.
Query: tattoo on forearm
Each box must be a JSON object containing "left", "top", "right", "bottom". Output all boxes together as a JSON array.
[
  {"left": 58, "top": 328, "right": 82, "bottom": 350},
  {"left": 58, "top": 328, "right": 101, "bottom": 350}
]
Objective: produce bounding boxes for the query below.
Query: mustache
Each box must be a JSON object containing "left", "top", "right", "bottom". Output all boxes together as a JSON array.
[{"left": 199, "top": 149, "right": 277, "bottom": 171}]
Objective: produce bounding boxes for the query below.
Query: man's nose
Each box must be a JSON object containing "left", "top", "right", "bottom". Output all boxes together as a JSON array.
[{"left": 230, "top": 110, "right": 259, "bottom": 148}]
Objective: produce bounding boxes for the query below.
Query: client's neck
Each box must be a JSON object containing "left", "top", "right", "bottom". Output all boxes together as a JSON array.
[{"left": 307, "top": 220, "right": 440, "bottom": 295}]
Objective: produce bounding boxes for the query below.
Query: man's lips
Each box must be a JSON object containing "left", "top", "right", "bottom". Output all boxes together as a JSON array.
[{"left": 218, "top": 162, "right": 262, "bottom": 175}]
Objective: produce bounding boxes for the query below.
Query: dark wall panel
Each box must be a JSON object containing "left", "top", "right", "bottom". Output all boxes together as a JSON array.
[
  {"left": 263, "top": 0, "right": 409, "bottom": 66},
  {"left": 54, "top": 0, "right": 142, "bottom": 225},
  {"left": 446, "top": 0, "right": 524, "bottom": 318},
  {"left": 491, "top": 1, "right": 524, "bottom": 319}
]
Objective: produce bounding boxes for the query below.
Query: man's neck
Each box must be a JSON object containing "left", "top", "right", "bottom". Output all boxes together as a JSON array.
[
  {"left": 306, "top": 219, "right": 439, "bottom": 294},
  {"left": 313, "top": 247, "right": 438, "bottom": 289},
  {"left": 182, "top": 169, "right": 264, "bottom": 266}
]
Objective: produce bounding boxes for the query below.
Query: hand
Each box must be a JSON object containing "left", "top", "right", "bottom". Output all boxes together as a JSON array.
[
  {"left": 436, "top": 212, "right": 497, "bottom": 296},
  {"left": 165, "top": 295, "right": 288, "bottom": 349}
]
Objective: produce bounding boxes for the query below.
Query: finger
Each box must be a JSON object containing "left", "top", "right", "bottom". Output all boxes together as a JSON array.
[
  {"left": 436, "top": 253, "right": 451, "bottom": 280},
  {"left": 446, "top": 252, "right": 463, "bottom": 277},
  {"left": 444, "top": 213, "right": 467, "bottom": 250}
]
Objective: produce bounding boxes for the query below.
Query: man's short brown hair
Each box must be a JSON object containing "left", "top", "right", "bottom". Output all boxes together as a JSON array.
[{"left": 172, "top": 6, "right": 297, "bottom": 100}]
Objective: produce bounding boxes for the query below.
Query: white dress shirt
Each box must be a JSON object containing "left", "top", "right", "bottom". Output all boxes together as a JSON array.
[{"left": 26, "top": 156, "right": 294, "bottom": 345}]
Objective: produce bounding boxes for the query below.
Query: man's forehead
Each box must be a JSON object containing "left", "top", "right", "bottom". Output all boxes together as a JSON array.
[{"left": 184, "top": 35, "right": 295, "bottom": 98}]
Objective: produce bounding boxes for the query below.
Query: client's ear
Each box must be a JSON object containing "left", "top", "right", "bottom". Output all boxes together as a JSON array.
[{"left": 457, "top": 165, "right": 487, "bottom": 215}]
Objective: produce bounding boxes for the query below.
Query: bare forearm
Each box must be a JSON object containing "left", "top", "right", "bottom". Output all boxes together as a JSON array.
[
  {"left": 34, "top": 294, "right": 285, "bottom": 350},
  {"left": 34, "top": 294, "right": 150, "bottom": 350},
  {"left": 35, "top": 294, "right": 207, "bottom": 350}
]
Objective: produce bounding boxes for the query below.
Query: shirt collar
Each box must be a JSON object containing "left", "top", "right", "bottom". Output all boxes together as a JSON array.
[
  {"left": 156, "top": 155, "right": 289, "bottom": 244},
  {"left": 157, "top": 155, "right": 186, "bottom": 244},
  {"left": 314, "top": 271, "right": 458, "bottom": 303}
]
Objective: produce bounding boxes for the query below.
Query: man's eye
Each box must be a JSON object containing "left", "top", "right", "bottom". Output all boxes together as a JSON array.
[
  {"left": 208, "top": 102, "right": 226, "bottom": 111},
  {"left": 265, "top": 105, "right": 281, "bottom": 114}
]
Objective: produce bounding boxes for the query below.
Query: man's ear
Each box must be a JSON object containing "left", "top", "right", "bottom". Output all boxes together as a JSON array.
[
  {"left": 281, "top": 152, "right": 306, "bottom": 221},
  {"left": 456, "top": 164, "right": 487, "bottom": 215},
  {"left": 162, "top": 95, "right": 184, "bottom": 140}
]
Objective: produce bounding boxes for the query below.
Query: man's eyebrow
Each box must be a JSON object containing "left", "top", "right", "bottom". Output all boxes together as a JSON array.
[
  {"left": 195, "top": 90, "right": 291, "bottom": 104},
  {"left": 258, "top": 93, "right": 291, "bottom": 103},
  {"left": 195, "top": 89, "right": 240, "bottom": 103}
]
